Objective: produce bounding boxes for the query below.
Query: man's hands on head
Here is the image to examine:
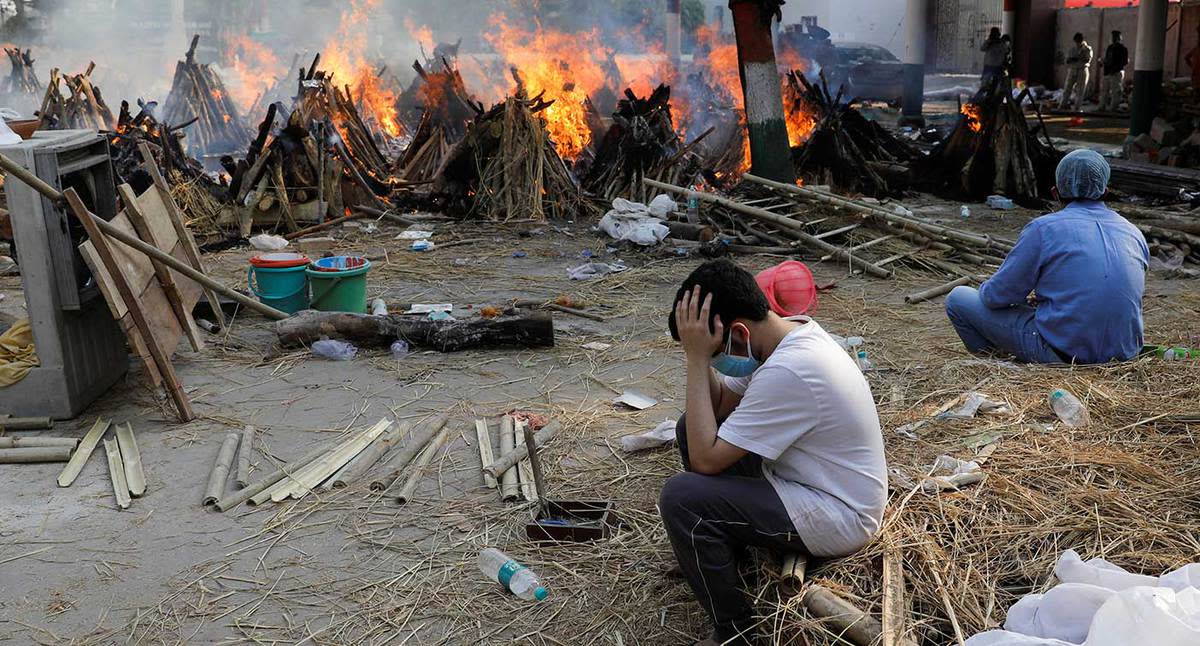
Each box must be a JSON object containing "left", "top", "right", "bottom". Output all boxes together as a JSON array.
[{"left": 675, "top": 285, "right": 724, "bottom": 361}]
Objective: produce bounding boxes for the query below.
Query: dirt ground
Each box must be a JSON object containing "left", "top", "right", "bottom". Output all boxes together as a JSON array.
[{"left": 0, "top": 194, "right": 1197, "bottom": 645}]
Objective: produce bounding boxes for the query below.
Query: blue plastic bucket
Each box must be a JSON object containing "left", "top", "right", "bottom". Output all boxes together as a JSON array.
[
  {"left": 306, "top": 256, "right": 371, "bottom": 313},
  {"left": 249, "top": 253, "right": 310, "bottom": 314}
]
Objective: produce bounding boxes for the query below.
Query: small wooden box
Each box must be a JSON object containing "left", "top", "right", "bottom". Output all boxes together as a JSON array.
[{"left": 526, "top": 500, "right": 617, "bottom": 543}]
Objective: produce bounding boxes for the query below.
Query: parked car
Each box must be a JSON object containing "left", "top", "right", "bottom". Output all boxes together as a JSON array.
[{"left": 778, "top": 24, "right": 905, "bottom": 103}]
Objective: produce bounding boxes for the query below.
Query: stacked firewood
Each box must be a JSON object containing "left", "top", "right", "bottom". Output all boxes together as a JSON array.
[
  {"left": 788, "top": 72, "right": 917, "bottom": 197},
  {"left": 38, "top": 64, "right": 115, "bottom": 130},
  {"left": 584, "top": 84, "right": 703, "bottom": 203},
  {"left": 3, "top": 47, "right": 41, "bottom": 97},
  {"left": 162, "top": 36, "right": 253, "bottom": 156},
  {"left": 396, "top": 59, "right": 482, "bottom": 184},
  {"left": 110, "top": 100, "right": 210, "bottom": 187},
  {"left": 915, "top": 78, "right": 1060, "bottom": 204},
  {"left": 434, "top": 92, "right": 586, "bottom": 221}
]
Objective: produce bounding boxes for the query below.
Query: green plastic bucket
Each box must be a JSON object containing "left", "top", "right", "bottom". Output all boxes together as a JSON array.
[
  {"left": 248, "top": 253, "right": 310, "bottom": 314},
  {"left": 307, "top": 256, "right": 371, "bottom": 313}
]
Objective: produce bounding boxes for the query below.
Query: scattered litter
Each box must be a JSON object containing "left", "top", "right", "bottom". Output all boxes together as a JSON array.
[
  {"left": 890, "top": 453, "right": 987, "bottom": 493},
  {"left": 647, "top": 194, "right": 677, "bottom": 218},
  {"left": 960, "top": 205, "right": 971, "bottom": 220},
  {"left": 620, "top": 419, "right": 676, "bottom": 452},
  {"left": 512, "top": 251, "right": 527, "bottom": 258},
  {"left": 250, "top": 233, "right": 289, "bottom": 251},
  {"left": 613, "top": 389, "right": 658, "bottom": 410},
  {"left": 987, "top": 195, "right": 1015, "bottom": 210},
  {"left": 428, "top": 311, "right": 455, "bottom": 322},
  {"left": 581, "top": 342, "right": 612, "bottom": 351},
  {"left": 568, "top": 261, "right": 627, "bottom": 281},
  {"left": 396, "top": 230, "right": 433, "bottom": 240},
  {"left": 937, "top": 392, "right": 1012, "bottom": 420},
  {"left": 361, "top": 222, "right": 378, "bottom": 234},
  {"left": 311, "top": 339, "right": 357, "bottom": 361},
  {"left": 390, "top": 340, "right": 409, "bottom": 360},
  {"left": 411, "top": 240, "right": 433, "bottom": 251},
  {"left": 406, "top": 304, "right": 453, "bottom": 315},
  {"left": 855, "top": 350, "right": 875, "bottom": 372},
  {"left": 1049, "top": 388, "right": 1090, "bottom": 428},
  {"left": 371, "top": 298, "right": 388, "bottom": 316},
  {"left": 598, "top": 198, "right": 670, "bottom": 246}
]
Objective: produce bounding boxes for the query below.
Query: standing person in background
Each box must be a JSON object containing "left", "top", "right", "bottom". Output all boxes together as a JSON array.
[
  {"left": 1099, "top": 31, "right": 1129, "bottom": 112},
  {"left": 1060, "top": 32, "right": 1093, "bottom": 112},
  {"left": 980, "top": 27, "right": 1010, "bottom": 88}
]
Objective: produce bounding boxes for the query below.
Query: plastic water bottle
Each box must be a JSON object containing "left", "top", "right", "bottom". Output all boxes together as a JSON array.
[
  {"left": 960, "top": 205, "right": 971, "bottom": 220},
  {"left": 1162, "top": 347, "right": 1194, "bottom": 360},
  {"left": 371, "top": 298, "right": 389, "bottom": 316},
  {"left": 390, "top": 339, "right": 409, "bottom": 360},
  {"left": 311, "top": 339, "right": 357, "bottom": 361},
  {"left": 686, "top": 192, "right": 701, "bottom": 224},
  {"left": 478, "top": 548, "right": 548, "bottom": 601},
  {"left": 856, "top": 350, "right": 875, "bottom": 372},
  {"left": 1049, "top": 389, "right": 1090, "bottom": 428}
]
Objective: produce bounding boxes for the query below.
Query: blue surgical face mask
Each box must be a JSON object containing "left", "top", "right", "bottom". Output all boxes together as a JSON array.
[{"left": 710, "top": 326, "right": 760, "bottom": 377}]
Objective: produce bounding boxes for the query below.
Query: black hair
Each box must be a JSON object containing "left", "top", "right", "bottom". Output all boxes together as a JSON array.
[
  {"left": 1074, "top": 32, "right": 1084, "bottom": 41},
  {"left": 668, "top": 259, "right": 770, "bottom": 342},
  {"left": 1112, "top": 30, "right": 1122, "bottom": 38},
  {"left": 989, "top": 27, "right": 1001, "bottom": 38}
]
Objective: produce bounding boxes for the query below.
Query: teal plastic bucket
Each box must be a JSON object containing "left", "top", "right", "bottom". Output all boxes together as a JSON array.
[
  {"left": 248, "top": 253, "right": 310, "bottom": 314},
  {"left": 306, "top": 256, "right": 371, "bottom": 313}
]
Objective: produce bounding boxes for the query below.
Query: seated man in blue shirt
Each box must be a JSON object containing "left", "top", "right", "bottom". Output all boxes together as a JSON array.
[{"left": 945, "top": 149, "right": 1149, "bottom": 364}]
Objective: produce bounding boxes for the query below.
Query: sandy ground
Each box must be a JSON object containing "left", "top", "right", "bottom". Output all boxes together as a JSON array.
[{"left": 0, "top": 194, "right": 1197, "bottom": 644}]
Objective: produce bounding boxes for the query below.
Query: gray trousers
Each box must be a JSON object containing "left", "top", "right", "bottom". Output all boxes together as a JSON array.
[{"left": 659, "top": 415, "right": 809, "bottom": 643}]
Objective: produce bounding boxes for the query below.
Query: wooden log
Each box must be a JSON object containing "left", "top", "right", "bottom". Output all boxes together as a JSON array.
[
  {"left": 214, "top": 442, "right": 332, "bottom": 511},
  {"left": 904, "top": 276, "right": 975, "bottom": 304},
  {"left": 520, "top": 422, "right": 548, "bottom": 504},
  {"left": 396, "top": 423, "right": 453, "bottom": 505},
  {"left": 0, "top": 447, "right": 73, "bottom": 463},
  {"left": 103, "top": 438, "right": 132, "bottom": 509},
  {"left": 643, "top": 178, "right": 894, "bottom": 278},
  {"left": 235, "top": 426, "right": 254, "bottom": 489},
  {"left": 203, "top": 433, "right": 240, "bottom": 505},
  {"left": 515, "top": 420, "right": 537, "bottom": 502},
  {"left": 58, "top": 418, "right": 111, "bottom": 487},
  {"left": 115, "top": 423, "right": 146, "bottom": 498},
  {"left": 329, "top": 421, "right": 407, "bottom": 488},
  {"left": 1136, "top": 223, "right": 1200, "bottom": 249},
  {"left": 0, "top": 437, "right": 77, "bottom": 449},
  {"left": 485, "top": 420, "right": 561, "bottom": 480},
  {"left": 275, "top": 310, "right": 555, "bottom": 352},
  {"left": 370, "top": 416, "right": 447, "bottom": 492},
  {"left": 499, "top": 416, "right": 519, "bottom": 501},
  {"left": 0, "top": 416, "right": 53, "bottom": 431}
]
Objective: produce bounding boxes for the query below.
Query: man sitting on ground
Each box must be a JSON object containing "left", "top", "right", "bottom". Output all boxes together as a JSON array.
[
  {"left": 945, "top": 150, "right": 1148, "bottom": 364},
  {"left": 658, "top": 259, "right": 887, "bottom": 646}
]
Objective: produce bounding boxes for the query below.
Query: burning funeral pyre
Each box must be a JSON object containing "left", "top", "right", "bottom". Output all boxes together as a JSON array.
[{"left": 162, "top": 36, "right": 253, "bottom": 157}]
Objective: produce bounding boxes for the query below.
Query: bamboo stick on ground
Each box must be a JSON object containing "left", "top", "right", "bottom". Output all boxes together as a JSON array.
[
  {"left": 515, "top": 420, "right": 537, "bottom": 503},
  {"left": 203, "top": 433, "right": 240, "bottom": 506},
  {"left": 904, "top": 276, "right": 975, "bottom": 304},
  {"left": 0, "top": 447, "right": 73, "bottom": 463},
  {"left": 779, "top": 553, "right": 808, "bottom": 597},
  {"left": 215, "top": 443, "right": 332, "bottom": 511},
  {"left": 369, "top": 416, "right": 448, "bottom": 492},
  {"left": 103, "top": 438, "right": 131, "bottom": 510},
  {"left": 115, "top": 423, "right": 146, "bottom": 498},
  {"left": 329, "top": 421, "right": 407, "bottom": 489},
  {"left": 0, "top": 416, "right": 54, "bottom": 431},
  {"left": 395, "top": 423, "right": 454, "bottom": 505},
  {"left": 268, "top": 419, "right": 391, "bottom": 502},
  {"left": 475, "top": 419, "right": 497, "bottom": 489},
  {"left": 0, "top": 437, "right": 78, "bottom": 449},
  {"left": 486, "top": 419, "right": 561, "bottom": 480},
  {"left": 882, "top": 546, "right": 907, "bottom": 646},
  {"left": 498, "top": 415, "right": 519, "bottom": 502},
  {"left": 58, "top": 418, "right": 110, "bottom": 487},
  {"left": 235, "top": 426, "right": 254, "bottom": 489},
  {"left": 803, "top": 585, "right": 911, "bottom": 646}
]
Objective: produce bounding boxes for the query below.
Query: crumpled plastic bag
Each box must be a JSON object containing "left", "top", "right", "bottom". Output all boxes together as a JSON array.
[
  {"left": 250, "top": 233, "right": 289, "bottom": 251},
  {"left": 647, "top": 194, "right": 678, "bottom": 218},
  {"left": 963, "top": 551, "right": 1200, "bottom": 646},
  {"left": 937, "top": 392, "right": 1012, "bottom": 420},
  {"left": 568, "top": 261, "right": 627, "bottom": 281},
  {"left": 599, "top": 198, "right": 670, "bottom": 246},
  {"left": 889, "top": 454, "right": 986, "bottom": 493},
  {"left": 0, "top": 318, "right": 39, "bottom": 386},
  {"left": 620, "top": 420, "right": 676, "bottom": 452}
]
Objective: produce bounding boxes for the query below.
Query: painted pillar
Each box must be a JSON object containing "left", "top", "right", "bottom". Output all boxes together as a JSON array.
[
  {"left": 666, "top": 0, "right": 683, "bottom": 73},
  {"left": 1130, "top": 0, "right": 1168, "bottom": 137},
  {"left": 1003, "top": 0, "right": 1017, "bottom": 40},
  {"left": 728, "top": 0, "right": 795, "bottom": 183},
  {"left": 901, "top": 0, "right": 929, "bottom": 127}
]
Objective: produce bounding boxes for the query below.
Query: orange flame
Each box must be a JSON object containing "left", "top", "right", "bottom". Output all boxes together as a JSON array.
[
  {"left": 962, "top": 103, "right": 983, "bottom": 133},
  {"left": 323, "top": 0, "right": 403, "bottom": 138},
  {"left": 223, "top": 33, "right": 281, "bottom": 114}
]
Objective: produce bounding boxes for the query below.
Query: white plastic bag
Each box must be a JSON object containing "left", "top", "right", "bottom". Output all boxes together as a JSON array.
[
  {"left": 1004, "top": 583, "right": 1117, "bottom": 643},
  {"left": 1084, "top": 586, "right": 1200, "bottom": 646},
  {"left": 620, "top": 420, "right": 676, "bottom": 452},
  {"left": 647, "top": 194, "right": 677, "bottom": 218},
  {"left": 1055, "top": 550, "right": 1158, "bottom": 592},
  {"left": 0, "top": 119, "right": 21, "bottom": 145},
  {"left": 250, "top": 233, "right": 289, "bottom": 251},
  {"left": 599, "top": 211, "right": 669, "bottom": 246}
]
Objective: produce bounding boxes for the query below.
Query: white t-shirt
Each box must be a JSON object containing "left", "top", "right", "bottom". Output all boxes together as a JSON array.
[{"left": 719, "top": 318, "right": 887, "bottom": 557}]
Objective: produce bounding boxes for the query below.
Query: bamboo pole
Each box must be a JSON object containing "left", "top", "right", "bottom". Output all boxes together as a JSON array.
[
  {"left": 369, "top": 416, "right": 448, "bottom": 492},
  {"left": 0, "top": 416, "right": 54, "bottom": 431},
  {"left": 487, "top": 419, "right": 561, "bottom": 481},
  {"left": 329, "top": 421, "right": 407, "bottom": 489},
  {"left": 58, "top": 418, "right": 111, "bottom": 487},
  {"left": 521, "top": 423, "right": 548, "bottom": 504},
  {"left": 214, "top": 443, "right": 332, "bottom": 511},
  {"left": 475, "top": 419, "right": 497, "bottom": 489},
  {"left": 203, "top": 433, "right": 240, "bottom": 505},
  {"left": 498, "top": 415, "right": 519, "bottom": 501},
  {"left": 803, "top": 585, "right": 915, "bottom": 646},
  {"left": 0, "top": 152, "right": 288, "bottom": 321},
  {"left": 103, "top": 438, "right": 131, "bottom": 509},
  {"left": 395, "top": 424, "right": 453, "bottom": 505},
  {"left": 904, "top": 276, "right": 975, "bottom": 304},
  {"left": 115, "top": 423, "right": 146, "bottom": 498},
  {"left": 779, "top": 553, "right": 808, "bottom": 596},
  {"left": 0, "top": 447, "right": 72, "bottom": 463},
  {"left": 235, "top": 426, "right": 254, "bottom": 489},
  {"left": 0, "top": 437, "right": 78, "bottom": 449},
  {"left": 268, "top": 419, "right": 391, "bottom": 502},
  {"left": 642, "top": 178, "right": 894, "bottom": 279}
]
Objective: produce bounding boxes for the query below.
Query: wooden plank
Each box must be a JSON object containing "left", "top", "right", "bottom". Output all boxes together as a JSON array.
[
  {"left": 57, "top": 418, "right": 111, "bottom": 487},
  {"left": 137, "top": 142, "right": 227, "bottom": 330},
  {"left": 119, "top": 184, "right": 204, "bottom": 352},
  {"left": 104, "top": 438, "right": 132, "bottom": 510},
  {"left": 882, "top": 546, "right": 907, "bottom": 646},
  {"left": 79, "top": 212, "right": 155, "bottom": 320},
  {"left": 475, "top": 419, "right": 497, "bottom": 489},
  {"left": 115, "top": 423, "right": 146, "bottom": 498},
  {"left": 66, "top": 189, "right": 194, "bottom": 422}
]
